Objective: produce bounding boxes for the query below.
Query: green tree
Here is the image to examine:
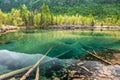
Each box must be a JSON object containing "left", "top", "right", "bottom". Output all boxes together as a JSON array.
[
  {"left": 57, "top": 15, "right": 64, "bottom": 25},
  {"left": 11, "top": 8, "right": 23, "bottom": 26},
  {"left": 7, "top": 13, "right": 12, "bottom": 25},
  {"left": 34, "top": 13, "right": 41, "bottom": 27},
  {"left": 40, "top": 3, "right": 52, "bottom": 28},
  {"left": 0, "top": 9, "right": 3, "bottom": 27},
  {"left": 29, "top": 11, "right": 34, "bottom": 26},
  {"left": 20, "top": 4, "right": 30, "bottom": 26}
]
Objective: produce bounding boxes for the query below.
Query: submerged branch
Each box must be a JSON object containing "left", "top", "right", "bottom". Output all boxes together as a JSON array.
[
  {"left": 35, "top": 66, "right": 40, "bottom": 80},
  {"left": 81, "top": 48, "right": 113, "bottom": 65},
  {"left": 0, "top": 66, "right": 32, "bottom": 80},
  {"left": 20, "top": 47, "right": 52, "bottom": 80}
]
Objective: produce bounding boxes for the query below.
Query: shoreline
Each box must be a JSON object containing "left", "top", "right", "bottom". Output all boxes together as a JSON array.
[
  {"left": 0, "top": 25, "right": 20, "bottom": 35},
  {"left": 0, "top": 25, "right": 120, "bottom": 35},
  {"left": 48, "top": 25, "right": 120, "bottom": 30}
]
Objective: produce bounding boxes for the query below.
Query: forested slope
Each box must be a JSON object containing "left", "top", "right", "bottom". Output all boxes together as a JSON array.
[{"left": 0, "top": 0, "right": 120, "bottom": 17}]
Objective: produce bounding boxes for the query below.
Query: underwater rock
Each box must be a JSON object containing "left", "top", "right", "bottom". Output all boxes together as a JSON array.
[{"left": 0, "top": 50, "right": 52, "bottom": 73}]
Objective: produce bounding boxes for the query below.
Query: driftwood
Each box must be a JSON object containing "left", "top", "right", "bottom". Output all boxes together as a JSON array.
[
  {"left": 81, "top": 48, "right": 112, "bottom": 65},
  {"left": 35, "top": 66, "right": 40, "bottom": 80},
  {"left": 79, "top": 66, "right": 92, "bottom": 74},
  {"left": 33, "top": 49, "right": 72, "bottom": 80},
  {"left": 0, "top": 66, "right": 32, "bottom": 80},
  {"left": 20, "top": 48, "right": 52, "bottom": 80}
]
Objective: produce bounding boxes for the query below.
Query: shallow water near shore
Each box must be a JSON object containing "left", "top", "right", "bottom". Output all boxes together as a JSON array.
[{"left": 0, "top": 30, "right": 120, "bottom": 58}]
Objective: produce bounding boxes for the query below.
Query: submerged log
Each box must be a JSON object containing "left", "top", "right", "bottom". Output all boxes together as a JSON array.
[
  {"left": 20, "top": 48, "right": 52, "bottom": 80},
  {"left": 0, "top": 66, "right": 32, "bottom": 80},
  {"left": 39, "top": 49, "right": 73, "bottom": 66},
  {"left": 0, "top": 48, "right": 52, "bottom": 80},
  {"left": 35, "top": 66, "right": 40, "bottom": 80},
  {"left": 0, "top": 48, "right": 71, "bottom": 80},
  {"left": 81, "top": 48, "right": 113, "bottom": 65},
  {"left": 56, "top": 49, "right": 72, "bottom": 58}
]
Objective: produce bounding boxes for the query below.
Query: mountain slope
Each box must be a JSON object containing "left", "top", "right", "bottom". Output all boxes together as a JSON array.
[{"left": 0, "top": 0, "right": 120, "bottom": 16}]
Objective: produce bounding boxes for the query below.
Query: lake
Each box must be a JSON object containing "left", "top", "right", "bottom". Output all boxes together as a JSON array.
[{"left": 0, "top": 30, "right": 120, "bottom": 59}]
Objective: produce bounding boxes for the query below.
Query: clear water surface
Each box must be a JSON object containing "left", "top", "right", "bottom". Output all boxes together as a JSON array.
[{"left": 0, "top": 30, "right": 120, "bottom": 59}]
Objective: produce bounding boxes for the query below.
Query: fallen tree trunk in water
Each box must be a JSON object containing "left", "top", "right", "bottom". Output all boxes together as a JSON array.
[
  {"left": 35, "top": 66, "right": 40, "bottom": 80},
  {"left": 0, "top": 48, "right": 72, "bottom": 80},
  {"left": 81, "top": 48, "right": 113, "bottom": 65},
  {"left": 0, "top": 66, "right": 32, "bottom": 80},
  {"left": 20, "top": 48, "right": 52, "bottom": 80}
]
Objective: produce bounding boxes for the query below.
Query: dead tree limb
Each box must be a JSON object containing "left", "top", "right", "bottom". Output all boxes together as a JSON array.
[
  {"left": 81, "top": 48, "right": 112, "bottom": 65},
  {"left": 0, "top": 66, "right": 32, "bottom": 80},
  {"left": 79, "top": 66, "right": 93, "bottom": 74},
  {"left": 56, "top": 49, "right": 72, "bottom": 58},
  {"left": 0, "top": 48, "right": 71, "bottom": 80},
  {"left": 35, "top": 66, "right": 40, "bottom": 80},
  {"left": 35, "top": 49, "right": 72, "bottom": 68},
  {"left": 20, "top": 48, "right": 52, "bottom": 80}
]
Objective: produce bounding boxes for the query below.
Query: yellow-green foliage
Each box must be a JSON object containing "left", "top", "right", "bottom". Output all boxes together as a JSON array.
[
  {"left": 52, "top": 14, "right": 95, "bottom": 26},
  {"left": 40, "top": 3, "right": 52, "bottom": 27},
  {"left": 0, "top": 9, "right": 3, "bottom": 27},
  {"left": 34, "top": 13, "right": 41, "bottom": 27},
  {"left": 11, "top": 8, "right": 23, "bottom": 26}
]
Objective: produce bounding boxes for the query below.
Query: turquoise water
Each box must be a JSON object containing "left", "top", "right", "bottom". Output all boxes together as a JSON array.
[{"left": 0, "top": 30, "right": 120, "bottom": 59}]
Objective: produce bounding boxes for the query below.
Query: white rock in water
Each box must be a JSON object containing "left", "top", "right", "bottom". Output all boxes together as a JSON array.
[{"left": 0, "top": 50, "right": 53, "bottom": 74}]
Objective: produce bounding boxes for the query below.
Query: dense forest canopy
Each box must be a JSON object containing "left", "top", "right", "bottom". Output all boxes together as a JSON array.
[
  {"left": 0, "top": 0, "right": 120, "bottom": 27},
  {"left": 0, "top": 0, "right": 120, "bottom": 16}
]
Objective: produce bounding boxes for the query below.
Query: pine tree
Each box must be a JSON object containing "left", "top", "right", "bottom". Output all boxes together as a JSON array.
[
  {"left": 20, "top": 4, "right": 30, "bottom": 26},
  {"left": 6, "top": 13, "right": 12, "bottom": 25},
  {"left": 11, "top": 8, "right": 23, "bottom": 26},
  {"left": 0, "top": 9, "right": 3, "bottom": 27},
  {"left": 40, "top": 3, "right": 52, "bottom": 28},
  {"left": 34, "top": 13, "right": 41, "bottom": 27}
]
